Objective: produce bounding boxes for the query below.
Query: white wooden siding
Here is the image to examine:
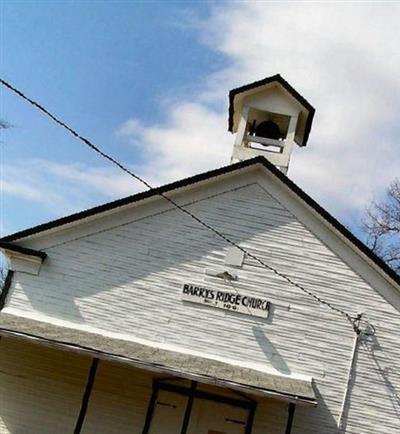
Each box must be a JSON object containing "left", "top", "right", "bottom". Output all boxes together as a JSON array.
[{"left": 3, "top": 173, "right": 400, "bottom": 433}]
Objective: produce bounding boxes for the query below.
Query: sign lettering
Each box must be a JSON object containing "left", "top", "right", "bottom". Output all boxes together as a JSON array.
[{"left": 182, "top": 283, "right": 270, "bottom": 319}]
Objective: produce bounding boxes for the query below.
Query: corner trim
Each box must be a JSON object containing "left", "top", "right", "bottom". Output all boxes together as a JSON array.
[{"left": 0, "top": 270, "right": 14, "bottom": 310}]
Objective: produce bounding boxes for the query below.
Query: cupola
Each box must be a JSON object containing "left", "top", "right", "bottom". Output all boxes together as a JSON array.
[{"left": 228, "top": 74, "right": 315, "bottom": 174}]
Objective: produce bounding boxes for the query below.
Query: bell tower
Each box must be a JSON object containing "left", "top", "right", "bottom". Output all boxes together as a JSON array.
[{"left": 228, "top": 74, "right": 315, "bottom": 174}]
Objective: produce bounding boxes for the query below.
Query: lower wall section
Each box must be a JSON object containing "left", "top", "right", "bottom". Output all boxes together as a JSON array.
[
  {"left": 0, "top": 337, "right": 90, "bottom": 433},
  {"left": 0, "top": 336, "right": 290, "bottom": 434}
]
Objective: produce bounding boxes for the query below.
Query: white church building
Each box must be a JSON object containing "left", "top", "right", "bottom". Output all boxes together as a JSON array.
[{"left": 0, "top": 75, "right": 399, "bottom": 434}]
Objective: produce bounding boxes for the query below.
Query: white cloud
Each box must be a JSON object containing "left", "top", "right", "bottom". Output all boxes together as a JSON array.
[
  {"left": 2, "top": 160, "right": 142, "bottom": 216},
  {"left": 4, "top": 3, "right": 400, "bottom": 235},
  {"left": 118, "top": 102, "right": 232, "bottom": 185},
  {"left": 118, "top": 2, "right": 400, "bottom": 223}
]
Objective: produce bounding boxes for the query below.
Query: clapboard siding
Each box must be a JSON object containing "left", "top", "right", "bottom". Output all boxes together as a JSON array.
[{"left": 4, "top": 178, "right": 400, "bottom": 433}]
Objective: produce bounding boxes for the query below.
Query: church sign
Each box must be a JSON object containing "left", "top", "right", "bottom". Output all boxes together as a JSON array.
[{"left": 182, "top": 283, "right": 270, "bottom": 319}]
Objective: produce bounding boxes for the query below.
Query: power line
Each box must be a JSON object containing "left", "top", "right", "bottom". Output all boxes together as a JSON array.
[{"left": 0, "top": 77, "right": 356, "bottom": 325}]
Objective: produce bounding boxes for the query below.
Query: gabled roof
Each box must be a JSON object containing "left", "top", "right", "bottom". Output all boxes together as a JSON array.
[
  {"left": 228, "top": 74, "right": 315, "bottom": 147},
  {"left": 2, "top": 156, "right": 399, "bottom": 288}
]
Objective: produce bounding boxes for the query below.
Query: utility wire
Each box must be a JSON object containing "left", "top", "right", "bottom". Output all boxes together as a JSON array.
[{"left": 1, "top": 78, "right": 355, "bottom": 325}]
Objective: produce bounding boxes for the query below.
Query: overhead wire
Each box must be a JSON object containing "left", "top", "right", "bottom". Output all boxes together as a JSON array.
[{"left": 0, "top": 77, "right": 356, "bottom": 326}]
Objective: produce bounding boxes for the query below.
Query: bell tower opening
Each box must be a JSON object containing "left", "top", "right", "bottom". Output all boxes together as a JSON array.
[{"left": 228, "top": 74, "right": 315, "bottom": 174}]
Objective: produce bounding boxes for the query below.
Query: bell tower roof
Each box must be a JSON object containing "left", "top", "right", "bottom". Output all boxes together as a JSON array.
[{"left": 228, "top": 74, "right": 315, "bottom": 147}]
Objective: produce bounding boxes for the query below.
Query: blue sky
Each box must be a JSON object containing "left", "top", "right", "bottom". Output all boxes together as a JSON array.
[
  {"left": 1, "top": 1, "right": 225, "bottom": 234},
  {"left": 1, "top": 1, "right": 400, "bottom": 239}
]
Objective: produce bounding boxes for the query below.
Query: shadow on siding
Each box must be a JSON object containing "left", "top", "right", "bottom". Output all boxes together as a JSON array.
[
  {"left": 294, "top": 386, "right": 339, "bottom": 434},
  {"left": 252, "top": 325, "right": 291, "bottom": 375}
]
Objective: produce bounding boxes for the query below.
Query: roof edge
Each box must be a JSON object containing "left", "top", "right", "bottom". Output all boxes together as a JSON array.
[
  {"left": 255, "top": 159, "right": 400, "bottom": 289},
  {"left": 0, "top": 241, "right": 47, "bottom": 261},
  {"left": 2, "top": 155, "right": 398, "bottom": 289}
]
